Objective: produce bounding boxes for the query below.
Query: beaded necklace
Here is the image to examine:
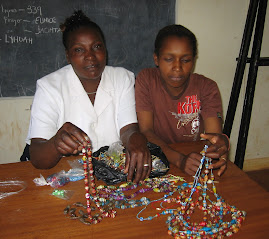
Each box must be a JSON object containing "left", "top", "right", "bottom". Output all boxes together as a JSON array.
[
  {"left": 65, "top": 144, "right": 246, "bottom": 238},
  {"left": 135, "top": 145, "right": 246, "bottom": 238},
  {"left": 81, "top": 144, "right": 116, "bottom": 224}
]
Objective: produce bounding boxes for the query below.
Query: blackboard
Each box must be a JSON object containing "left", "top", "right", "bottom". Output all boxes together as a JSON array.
[{"left": 0, "top": 0, "right": 175, "bottom": 97}]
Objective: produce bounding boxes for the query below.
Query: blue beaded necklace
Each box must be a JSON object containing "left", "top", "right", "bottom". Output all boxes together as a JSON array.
[{"left": 135, "top": 145, "right": 246, "bottom": 238}]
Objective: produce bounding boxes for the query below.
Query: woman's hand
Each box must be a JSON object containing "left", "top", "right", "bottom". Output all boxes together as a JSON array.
[
  {"left": 53, "top": 122, "right": 89, "bottom": 156},
  {"left": 124, "top": 131, "right": 151, "bottom": 184},
  {"left": 120, "top": 124, "right": 151, "bottom": 184},
  {"left": 30, "top": 122, "right": 90, "bottom": 169},
  {"left": 200, "top": 133, "right": 229, "bottom": 176},
  {"left": 180, "top": 152, "right": 202, "bottom": 176}
]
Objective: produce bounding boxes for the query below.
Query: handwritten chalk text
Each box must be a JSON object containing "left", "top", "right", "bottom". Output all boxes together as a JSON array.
[
  {"left": 3, "top": 16, "right": 23, "bottom": 26},
  {"left": 1, "top": 5, "right": 17, "bottom": 17},
  {"left": 5, "top": 34, "right": 33, "bottom": 44},
  {"left": 34, "top": 16, "right": 56, "bottom": 24},
  {"left": 35, "top": 25, "right": 61, "bottom": 34}
]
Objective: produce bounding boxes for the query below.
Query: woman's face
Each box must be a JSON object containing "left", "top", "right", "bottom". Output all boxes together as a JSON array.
[
  {"left": 66, "top": 26, "right": 106, "bottom": 82},
  {"left": 154, "top": 36, "right": 194, "bottom": 94}
]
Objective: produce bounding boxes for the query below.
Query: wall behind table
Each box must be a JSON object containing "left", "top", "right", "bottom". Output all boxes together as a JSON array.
[
  {"left": 0, "top": 0, "right": 175, "bottom": 97},
  {"left": 176, "top": 0, "right": 269, "bottom": 170},
  {"left": 0, "top": 97, "right": 32, "bottom": 164},
  {"left": 0, "top": 0, "right": 175, "bottom": 163}
]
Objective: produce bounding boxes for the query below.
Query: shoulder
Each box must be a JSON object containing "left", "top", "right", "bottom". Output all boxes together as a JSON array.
[
  {"left": 103, "top": 66, "right": 134, "bottom": 81},
  {"left": 136, "top": 68, "right": 160, "bottom": 86},
  {"left": 136, "top": 68, "right": 159, "bottom": 79},
  {"left": 191, "top": 73, "right": 218, "bottom": 85},
  {"left": 190, "top": 73, "right": 219, "bottom": 90},
  {"left": 36, "top": 65, "right": 73, "bottom": 88}
]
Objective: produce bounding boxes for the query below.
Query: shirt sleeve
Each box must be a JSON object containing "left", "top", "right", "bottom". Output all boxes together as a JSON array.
[
  {"left": 26, "top": 80, "right": 60, "bottom": 144},
  {"left": 135, "top": 69, "right": 153, "bottom": 112},
  {"left": 200, "top": 78, "right": 223, "bottom": 121},
  {"left": 117, "top": 69, "right": 138, "bottom": 129}
]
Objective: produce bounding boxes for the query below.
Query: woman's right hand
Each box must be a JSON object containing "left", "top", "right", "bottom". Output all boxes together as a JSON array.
[
  {"left": 54, "top": 122, "right": 89, "bottom": 156},
  {"left": 179, "top": 152, "right": 202, "bottom": 176}
]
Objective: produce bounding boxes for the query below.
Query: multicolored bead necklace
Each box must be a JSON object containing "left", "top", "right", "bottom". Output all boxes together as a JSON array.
[
  {"left": 65, "top": 144, "right": 246, "bottom": 238},
  {"left": 135, "top": 145, "right": 246, "bottom": 238},
  {"left": 81, "top": 144, "right": 117, "bottom": 224}
]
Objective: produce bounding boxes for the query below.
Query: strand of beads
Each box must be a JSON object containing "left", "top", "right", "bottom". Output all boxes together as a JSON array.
[
  {"left": 165, "top": 145, "right": 246, "bottom": 238},
  {"left": 81, "top": 144, "right": 116, "bottom": 224},
  {"left": 94, "top": 175, "right": 183, "bottom": 211},
  {"left": 136, "top": 183, "right": 192, "bottom": 222}
]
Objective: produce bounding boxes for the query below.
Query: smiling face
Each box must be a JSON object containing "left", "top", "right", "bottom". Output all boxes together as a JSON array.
[
  {"left": 65, "top": 26, "right": 106, "bottom": 82},
  {"left": 154, "top": 35, "right": 195, "bottom": 96}
]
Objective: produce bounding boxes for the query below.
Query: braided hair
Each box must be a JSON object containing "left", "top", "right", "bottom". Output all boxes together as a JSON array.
[
  {"left": 154, "top": 24, "right": 197, "bottom": 57},
  {"left": 60, "top": 10, "right": 106, "bottom": 50}
]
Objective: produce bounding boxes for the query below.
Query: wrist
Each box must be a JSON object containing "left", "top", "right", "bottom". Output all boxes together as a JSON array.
[{"left": 222, "top": 133, "right": 230, "bottom": 151}]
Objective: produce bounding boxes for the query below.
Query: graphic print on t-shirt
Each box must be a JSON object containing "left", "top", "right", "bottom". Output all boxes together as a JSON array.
[{"left": 170, "top": 95, "right": 201, "bottom": 140}]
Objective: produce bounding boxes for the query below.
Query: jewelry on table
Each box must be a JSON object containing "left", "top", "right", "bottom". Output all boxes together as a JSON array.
[
  {"left": 64, "top": 144, "right": 246, "bottom": 238},
  {"left": 135, "top": 145, "right": 246, "bottom": 238},
  {"left": 65, "top": 143, "right": 117, "bottom": 225}
]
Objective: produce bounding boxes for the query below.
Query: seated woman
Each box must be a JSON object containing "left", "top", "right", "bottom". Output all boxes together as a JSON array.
[
  {"left": 25, "top": 10, "right": 151, "bottom": 184},
  {"left": 135, "top": 24, "right": 229, "bottom": 176}
]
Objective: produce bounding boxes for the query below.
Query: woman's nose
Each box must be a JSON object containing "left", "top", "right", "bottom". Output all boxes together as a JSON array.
[
  {"left": 172, "top": 60, "right": 182, "bottom": 71},
  {"left": 85, "top": 49, "right": 95, "bottom": 60}
]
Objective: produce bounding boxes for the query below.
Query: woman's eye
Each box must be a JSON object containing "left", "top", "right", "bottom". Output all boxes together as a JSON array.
[
  {"left": 74, "top": 48, "right": 83, "bottom": 53},
  {"left": 164, "top": 58, "right": 173, "bottom": 62},
  {"left": 182, "top": 58, "right": 191, "bottom": 63},
  {"left": 94, "top": 44, "right": 103, "bottom": 50}
]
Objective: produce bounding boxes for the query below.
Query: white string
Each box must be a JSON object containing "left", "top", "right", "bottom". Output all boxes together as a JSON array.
[{"left": 0, "top": 180, "right": 27, "bottom": 199}]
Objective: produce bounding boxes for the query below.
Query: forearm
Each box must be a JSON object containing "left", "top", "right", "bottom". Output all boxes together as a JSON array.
[
  {"left": 120, "top": 123, "right": 147, "bottom": 148},
  {"left": 140, "top": 129, "right": 185, "bottom": 168},
  {"left": 30, "top": 137, "right": 62, "bottom": 169}
]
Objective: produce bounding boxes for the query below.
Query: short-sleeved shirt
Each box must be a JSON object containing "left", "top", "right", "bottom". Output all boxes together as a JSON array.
[
  {"left": 26, "top": 65, "right": 137, "bottom": 152},
  {"left": 135, "top": 68, "right": 222, "bottom": 144}
]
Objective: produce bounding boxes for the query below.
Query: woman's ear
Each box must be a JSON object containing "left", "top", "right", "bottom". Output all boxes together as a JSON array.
[
  {"left": 153, "top": 53, "right": 159, "bottom": 67},
  {"left": 65, "top": 50, "right": 70, "bottom": 64}
]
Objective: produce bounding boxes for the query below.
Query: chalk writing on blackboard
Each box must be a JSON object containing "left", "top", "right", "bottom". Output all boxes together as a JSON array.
[{"left": 0, "top": 0, "right": 175, "bottom": 97}]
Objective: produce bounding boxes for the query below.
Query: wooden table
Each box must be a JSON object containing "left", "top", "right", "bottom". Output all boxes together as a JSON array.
[{"left": 1, "top": 141, "right": 269, "bottom": 238}]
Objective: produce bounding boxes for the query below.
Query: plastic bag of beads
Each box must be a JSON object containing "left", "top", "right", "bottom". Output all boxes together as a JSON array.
[
  {"left": 90, "top": 142, "right": 169, "bottom": 185},
  {"left": 51, "top": 189, "right": 74, "bottom": 200},
  {"left": 33, "top": 174, "right": 49, "bottom": 186},
  {"left": 46, "top": 170, "right": 70, "bottom": 188},
  {"left": 65, "top": 168, "right": 84, "bottom": 182},
  {"left": 68, "top": 158, "right": 83, "bottom": 170},
  {"left": 147, "top": 142, "right": 169, "bottom": 178}
]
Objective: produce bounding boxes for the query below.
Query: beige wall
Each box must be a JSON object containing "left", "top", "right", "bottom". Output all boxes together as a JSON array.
[
  {"left": 0, "top": 0, "right": 269, "bottom": 170},
  {"left": 176, "top": 0, "right": 269, "bottom": 170},
  {"left": 0, "top": 97, "right": 32, "bottom": 164}
]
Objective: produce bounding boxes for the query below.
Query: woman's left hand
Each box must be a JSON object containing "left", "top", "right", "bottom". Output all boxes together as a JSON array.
[
  {"left": 123, "top": 131, "right": 151, "bottom": 184},
  {"left": 200, "top": 133, "right": 230, "bottom": 176}
]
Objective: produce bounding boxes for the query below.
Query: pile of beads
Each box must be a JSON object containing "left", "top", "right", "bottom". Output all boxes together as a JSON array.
[
  {"left": 98, "top": 151, "right": 126, "bottom": 172},
  {"left": 97, "top": 151, "right": 169, "bottom": 175}
]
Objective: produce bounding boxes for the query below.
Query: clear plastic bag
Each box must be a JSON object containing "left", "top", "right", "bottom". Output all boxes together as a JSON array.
[{"left": 51, "top": 189, "right": 74, "bottom": 200}]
